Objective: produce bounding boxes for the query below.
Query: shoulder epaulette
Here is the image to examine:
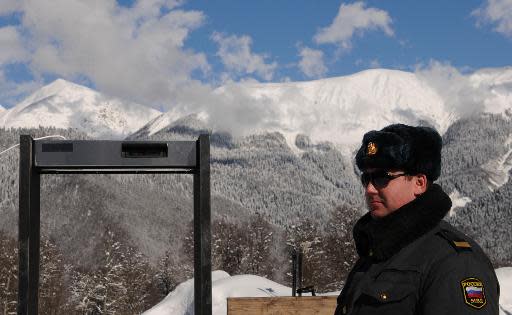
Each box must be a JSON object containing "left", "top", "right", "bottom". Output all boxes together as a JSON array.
[{"left": 436, "top": 229, "right": 472, "bottom": 252}]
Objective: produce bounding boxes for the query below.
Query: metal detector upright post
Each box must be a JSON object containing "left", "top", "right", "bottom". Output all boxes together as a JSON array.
[
  {"left": 18, "top": 135, "right": 212, "bottom": 315},
  {"left": 291, "top": 248, "right": 303, "bottom": 297}
]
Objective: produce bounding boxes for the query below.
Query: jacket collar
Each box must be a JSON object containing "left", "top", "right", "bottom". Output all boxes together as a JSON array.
[{"left": 353, "top": 184, "right": 452, "bottom": 261}]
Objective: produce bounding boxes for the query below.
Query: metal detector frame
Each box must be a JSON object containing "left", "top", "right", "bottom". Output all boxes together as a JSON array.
[{"left": 18, "top": 135, "right": 212, "bottom": 315}]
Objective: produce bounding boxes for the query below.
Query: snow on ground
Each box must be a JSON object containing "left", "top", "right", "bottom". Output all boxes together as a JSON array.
[
  {"left": 145, "top": 268, "right": 512, "bottom": 315},
  {"left": 448, "top": 189, "right": 472, "bottom": 217},
  {"left": 143, "top": 271, "right": 293, "bottom": 315},
  {"left": 498, "top": 267, "right": 512, "bottom": 315},
  {"left": 143, "top": 271, "right": 229, "bottom": 315},
  {"left": 481, "top": 136, "right": 512, "bottom": 191}
]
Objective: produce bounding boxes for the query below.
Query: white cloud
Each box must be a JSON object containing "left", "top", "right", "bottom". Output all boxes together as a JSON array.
[
  {"left": 414, "top": 61, "right": 492, "bottom": 117},
  {"left": 472, "top": 0, "right": 512, "bottom": 37},
  {"left": 128, "top": 0, "right": 184, "bottom": 15},
  {"left": 369, "top": 59, "right": 381, "bottom": 68},
  {"left": 354, "top": 58, "right": 381, "bottom": 68},
  {"left": 298, "top": 47, "right": 327, "bottom": 79},
  {"left": 0, "top": 0, "right": 20, "bottom": 15},
  {"left": 211, "top": 32, "right": 277, "bottom": 81},
  {"left": 0, "top": 26, "right": 27, "bottom": 64},
  {"left": 0, "top": 0, "right": 210, "bottom": 107},
  {"left": 0, "top": 25, "right": 30, "bottom": 104},
  {"left": 314, "top": 2, "right": 393, "bottom": 49}
]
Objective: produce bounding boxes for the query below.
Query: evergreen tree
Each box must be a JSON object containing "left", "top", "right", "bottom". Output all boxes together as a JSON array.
[
  {"left": 0, "top": 231, "right": 17, "bottom": 314},
  {"left": 243, "top": 213, "right": 277, "bottom": 278},
  {"left": 285, "top": 218, "right": 326, "bottom": 291},
  {"left": 70, "top": 227, "right": 159, "bottom": 314},
  {"left": 39, "top": 237, "right": 71, "bottom": 314},
  {"left": 322, "top": 204, "right": 359, "bottom": 291}
]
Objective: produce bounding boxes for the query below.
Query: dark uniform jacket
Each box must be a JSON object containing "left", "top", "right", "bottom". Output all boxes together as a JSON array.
[{"left": 334, "top": 184, "right": 500, "bottom": 315}]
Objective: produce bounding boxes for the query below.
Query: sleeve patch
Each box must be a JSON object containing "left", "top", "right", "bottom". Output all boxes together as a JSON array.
[{"left": 460, "top": 277, "right": 486, "bottom": 309}]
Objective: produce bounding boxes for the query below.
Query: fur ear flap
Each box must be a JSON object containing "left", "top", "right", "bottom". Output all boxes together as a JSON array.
[{"left": 356, "top": 124, "right": 442, "bottom": 181}]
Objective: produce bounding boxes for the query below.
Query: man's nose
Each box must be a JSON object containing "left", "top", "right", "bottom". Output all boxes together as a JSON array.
[{"left": 365, "top": 181, "right": 378, "bottom": 194}]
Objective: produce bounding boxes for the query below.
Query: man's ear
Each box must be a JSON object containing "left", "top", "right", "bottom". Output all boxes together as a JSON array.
[{"left": 413, "top": 174, "right": 428, "bottom": 196}]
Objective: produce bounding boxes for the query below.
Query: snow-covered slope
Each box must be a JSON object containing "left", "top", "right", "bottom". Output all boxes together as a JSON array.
[
  {"left": 0, "top": 79, "right": 161, "bottom": 138},
  {"left": 141, "top": 69, "right": 457, "bottom": 152},
  {"left": 0, "top": 105, "right": 4, "bottom": 113},
  {"left": 481, "top": 135, "right": 512, "bottom": 191},
  {"left": 448, "top": 189, "right": 472, "bottom": 217},
  {"left": 130, "top": 112, "right": 209, "bottom": 139},
  {"left": 241, "top": 69, "right": 454, "bottom": 140},
  {"left": 497, "top": 267, "right": 512, "bottom": 315}
]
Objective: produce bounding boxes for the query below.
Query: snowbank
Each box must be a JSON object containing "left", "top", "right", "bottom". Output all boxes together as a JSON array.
[
  {"left": 143, "top": 271, "right": 291, "bottom": 315},
  {"left": 145, "top": 268, "right": 512, "bottom": 315},
  {"left": 497, "top": 267, "right": 512, "bottom": 315},
  {"left": 143, "top": 271, "right": 229, "bottom": 315}
]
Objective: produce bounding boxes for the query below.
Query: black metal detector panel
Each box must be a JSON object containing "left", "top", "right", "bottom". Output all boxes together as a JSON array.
[
  {"left": 18, "top": 135, "right": 212, "bottom": 315},
  {"left": 34, "top": 140, "right": 197, "bottom": 169}
]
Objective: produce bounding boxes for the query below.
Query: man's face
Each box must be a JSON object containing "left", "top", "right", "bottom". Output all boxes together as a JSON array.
[{"left": 362, "top": 168, "right": 423, "bottom": 219}]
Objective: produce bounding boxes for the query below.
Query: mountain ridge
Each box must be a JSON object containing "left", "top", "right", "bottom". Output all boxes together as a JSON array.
[
  {"left": 2, "top": 68, "right": 512, "bottom": 148},
  {"left": 139, "top": 67, "right": 512, "bottom": 153},
  {"left": 0, "top": 78, "right": 161, "bottom": 139}
]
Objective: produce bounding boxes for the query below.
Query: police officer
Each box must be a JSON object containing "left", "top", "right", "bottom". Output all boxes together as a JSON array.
[{"left": 334, "top": 124, "right": 500, "bottom": 315}]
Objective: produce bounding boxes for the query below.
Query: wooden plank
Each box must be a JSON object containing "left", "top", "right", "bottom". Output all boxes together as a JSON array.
[{"left": 227, "top": 296, "right": 337, "bottom": 315}]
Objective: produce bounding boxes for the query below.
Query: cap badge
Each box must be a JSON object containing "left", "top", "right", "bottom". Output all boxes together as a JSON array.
[{"left": 367, "top": 142, "right": 378, "bottom": 156}]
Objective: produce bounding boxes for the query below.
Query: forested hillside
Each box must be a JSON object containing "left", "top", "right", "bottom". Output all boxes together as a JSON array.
[{"left": 439, "top": 114, "right": 512, "bottom": 265}]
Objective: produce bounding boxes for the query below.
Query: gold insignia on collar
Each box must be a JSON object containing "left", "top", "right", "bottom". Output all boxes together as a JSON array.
[{"left": 367, "top": 142, "right": 378, "bottom": 156}]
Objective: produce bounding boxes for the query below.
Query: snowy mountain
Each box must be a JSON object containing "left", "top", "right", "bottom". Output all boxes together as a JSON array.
[
  {"left": 129, "top": 112, "right": 210, "bottom": 140},
  {"left": 2, "top": 67, "right": 512, "bottom": 147},
  {"left": 138, "top": 68, "right": 512, "bottom": 155},
  {"left": 0, "top": 105, "right": 4, "bottom": 112},
  {"left": 234, "top": 69, "right": 454, "bottom": 145},
  {"left": 139, "top": 69, "right": 454, "bottom": 152},
  {"left": 133, "top": 68, "right": 512, "bottom": 196},
  {"left": 0, "top": 79, "right": 161, "bottom": 138}
]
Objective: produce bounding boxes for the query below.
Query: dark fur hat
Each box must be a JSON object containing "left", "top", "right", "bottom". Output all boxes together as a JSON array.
[{"left": 355, "top": 124, "right": 442, "bottom": 181}]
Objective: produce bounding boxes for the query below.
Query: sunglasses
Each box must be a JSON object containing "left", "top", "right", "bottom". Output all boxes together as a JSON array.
[{"left": 360, "top": 171, "right": 407, "bottom": 188}]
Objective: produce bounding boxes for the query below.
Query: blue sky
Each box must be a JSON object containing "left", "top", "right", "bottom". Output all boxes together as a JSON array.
[
  {"left": 0, "top": 0, "right": 511, "bottom": 108},
  {"left": 181, "top": 0, "right": 512, "bottom": 78}
]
